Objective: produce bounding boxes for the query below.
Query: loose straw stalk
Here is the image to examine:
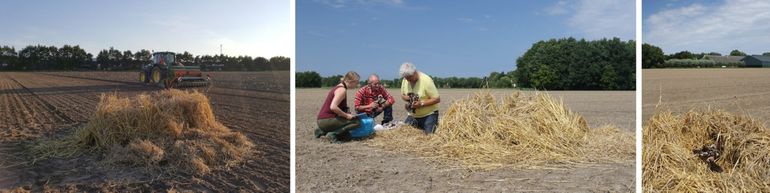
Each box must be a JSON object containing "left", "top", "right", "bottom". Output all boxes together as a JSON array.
[
  {"left": 368, "top": 91, "right": 633, "bottom": 170},
  {"left": 32, "top": 89, "right": 255, "bottom": 175},
  {"left": 643, "top": 109, "right": 770, "bottom": 192}
]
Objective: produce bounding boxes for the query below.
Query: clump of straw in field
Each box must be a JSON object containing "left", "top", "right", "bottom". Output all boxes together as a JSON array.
[
  {"left": 643, "top": 109, "right": 770, "bottom": 192},
  {"left": 368, "top": 91, "right": 633, "bottom": 169},
  {"left": 32, "top": 89, "right": 254, "bottom": 175}
]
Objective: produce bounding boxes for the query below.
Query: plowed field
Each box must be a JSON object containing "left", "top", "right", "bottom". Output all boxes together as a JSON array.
[{"left": 0, "top": 71, "right": 289, "bottom": 192}]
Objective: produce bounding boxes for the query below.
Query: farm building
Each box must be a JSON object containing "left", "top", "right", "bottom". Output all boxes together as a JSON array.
[
  {"left": 701, "top": 55, "right": 744, "bottom": 64},
  {"left": 742, "top": 55, "right": 770, "bottom": 67}
]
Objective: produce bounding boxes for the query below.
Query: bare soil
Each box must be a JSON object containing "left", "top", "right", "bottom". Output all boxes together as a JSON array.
[
  {"left": 0, "top": 71, "right": 289, "bottom": 192},
  {"left": 296, "top": 88, "right": 635, "bottom": 192},
  {"left": 642, "top": 69, "right": 770, "bottom": 122}
]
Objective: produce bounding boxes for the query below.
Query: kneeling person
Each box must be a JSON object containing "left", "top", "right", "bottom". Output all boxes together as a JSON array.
[
  {"left": 399, "top": 62, "right": 440, "bottom": 134},
  {"left": 316, "top": 71, "right": 361, "bottom": 143},
  {"left": 354, "top": 74, "right": 395, "bottom": 125}
]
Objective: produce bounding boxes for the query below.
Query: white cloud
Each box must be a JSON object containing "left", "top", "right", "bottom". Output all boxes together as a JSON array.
[
  {"left": 541, "top": 0, "right": 634, "bottom": 40},
  {"left": 645, "top": 0, "right": 770, "bottom": 54},
  {"left": 567, "top": 0, "right": 635, "bottom": 40}
]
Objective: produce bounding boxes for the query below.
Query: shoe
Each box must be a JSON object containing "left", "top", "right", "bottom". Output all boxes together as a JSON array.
[
  {"left": 326, "top": 132, "right": 341, "bottom": 143},
  {"left": 314, "top": 128, "right": 325, "bottom": 138}
]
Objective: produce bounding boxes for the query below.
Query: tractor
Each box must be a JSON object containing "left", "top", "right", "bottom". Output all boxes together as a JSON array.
[{"left": 139, "top": 52, "right": 212, "bottom": 89}]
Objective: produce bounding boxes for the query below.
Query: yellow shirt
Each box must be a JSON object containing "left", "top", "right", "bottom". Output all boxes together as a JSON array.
[{"left": 401, "top": 72, "right": 439, "bottom": 118}]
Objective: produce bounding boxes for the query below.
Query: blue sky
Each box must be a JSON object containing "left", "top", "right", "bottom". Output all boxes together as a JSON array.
[
  {"left": 644, "top": 0, "right": 770, "bottom": 55},
  {"left": 298, "top": 0, "right": 635, "bottom": 79},
  {"left": 0, "top": 0, "right": 291, "bottom": 58}
]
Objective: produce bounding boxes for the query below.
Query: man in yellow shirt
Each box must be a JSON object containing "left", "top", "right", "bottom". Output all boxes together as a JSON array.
[{"left": 399, "top": 62, "right": 440, "bottom": 134}]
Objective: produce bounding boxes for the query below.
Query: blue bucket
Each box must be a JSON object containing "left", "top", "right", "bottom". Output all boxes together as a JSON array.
[{"left": 349, "top": 113, "right": 375, "bottom": 138}]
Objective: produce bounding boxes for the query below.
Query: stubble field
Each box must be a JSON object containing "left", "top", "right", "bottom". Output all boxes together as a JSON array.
[
  {"left": 296, "top": 88, "right": 635, "bottom": 192},
  {"left": 642, "top": 68, "right": 770, "bottom": 121}
]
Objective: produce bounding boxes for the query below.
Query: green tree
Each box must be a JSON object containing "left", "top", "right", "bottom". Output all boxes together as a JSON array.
[
  {"left": 600, "top": 64, "right": 619, "bottom": 90},
  {"left": 531, "top": 63, "right": 557, "bottom": 89},
  {"left": 254, "top": 57, "right": 268, "bottom": 71},
  {"left": 642, "top": 43, "right": 665, "bottom": 68},
  {"left": 269, "top": 56, "right": 290, "bottom": 71},
  {"left": 730, "top": 49, "right": 747, "bottom": 56},
  {"left": 669, "top": 51, "right": 695, "bottom": 60},
  {"left": 322, "top": 75, "right": 343, "bottom": 87},
  {"left": 296, "top": 71, "right": 322, "bottom": 87}
]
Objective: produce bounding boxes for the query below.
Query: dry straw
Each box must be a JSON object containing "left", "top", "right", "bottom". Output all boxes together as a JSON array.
[
  {"left": 32, "top": 89, "right": 254, "bottom": 175},
  {"left": 643, "top": 109, "right": 770, "bottom": 192},
  {"left": 367, "top": 91, "right": 633, "bottom": 170}
]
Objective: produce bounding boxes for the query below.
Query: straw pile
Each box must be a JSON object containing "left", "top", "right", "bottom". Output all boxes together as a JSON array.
[
  {"left": 368, "top": 91, "right": 633, "bottom": 169},
  {"left": 643, "top": 109, "right": 770, "bottom": 192},
  {"left": 32, "top": 89, "right": 254, "bottom": 175}
]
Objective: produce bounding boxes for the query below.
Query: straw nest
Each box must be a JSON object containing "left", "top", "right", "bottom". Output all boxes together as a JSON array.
[
  {"left": 643, "top": 109, "right": 770, "bottom": 192},
  {"left": 32, "top": 89, "right": 254, "bottom": 175},
  {"left": 367, "top": 91, "right": 633, "bottom": 169}
]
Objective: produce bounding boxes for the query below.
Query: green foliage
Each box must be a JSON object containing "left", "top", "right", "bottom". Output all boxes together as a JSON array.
[
  {"left": 662, "top": 59, "right": 743, "bottom": 68},
  {"left": 296, "top": 71, "right": 323, "bottom": 87},
  {"left": 730, "top": 49, "right": 747, "bottom": 56},
  {"left": 268, "top": 56, "right": 290, "bottom": 71},
  {"left": 600, "top": 64, "right": 619, "bottom": 90},
  {"left": 531, "top": 63, "right": 557, "bottom": 89},
  {"left": 322, "top": 75, "right": 343, "bottom": 87},
  {"left": 668, "top": 51, "right": 695, "bottom": 60},
  {"left": 515, "top": 37, "right": 635, "bottom": 90},
  {"left": 0, "top": 44, "right": 289, "bottom": 71},
  {"left": 642, "top": 43, "right": 665, "bottom": 68},
  {"left": 763, "top": 52, "right": 770, "bottom": 56}
]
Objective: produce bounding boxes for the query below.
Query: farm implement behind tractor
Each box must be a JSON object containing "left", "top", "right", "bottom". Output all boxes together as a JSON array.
[{"left": 139, "top": 52, "right": 212, "bottom": 89}]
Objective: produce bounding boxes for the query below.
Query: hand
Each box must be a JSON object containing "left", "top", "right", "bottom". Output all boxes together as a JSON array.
[
  {"left": 411, "top": 101, "right": 422, "bottom": 109},
  {"left": 367, "top": 102, "right": 378, "bottom": 109},
  {"left": 346, "top": 113, "right": 357, "bottom": 120},
  {"left": 375, "top": 106, "right": 384, "bottom": 112}
]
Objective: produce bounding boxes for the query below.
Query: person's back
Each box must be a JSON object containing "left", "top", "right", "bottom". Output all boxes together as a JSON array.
[{"left": 318, "top": 84, "right": 348, "bottom": 119}]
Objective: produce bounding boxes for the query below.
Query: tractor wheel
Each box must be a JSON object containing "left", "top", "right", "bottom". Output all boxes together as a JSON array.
[
  {"left": 139, "top": 71, "right": 146, "bottom": 83},
  {"left": 151, "top": 66, "right": 162, "bottom": 84}
]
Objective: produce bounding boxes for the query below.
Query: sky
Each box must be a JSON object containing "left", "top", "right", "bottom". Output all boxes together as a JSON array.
[
  {"left": 0, "top": 0, "right": 291, "bottom": 58},
  {"left": 297, "top": 0, "right": 635, "bottom": 79},
  {"left": 644, "top": 0, "right": 770, "bottom": 55}
]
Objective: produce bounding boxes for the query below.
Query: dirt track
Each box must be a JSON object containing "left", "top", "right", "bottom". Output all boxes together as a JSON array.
[
  {"left": 642, "top": 69, "right": 770, "bottom": 123},
  {"left": 296, "top": 88, "right": 635, "bottom": 192},
  {"left": 0, "top": 71, "right": 289, "bottom": 192}
]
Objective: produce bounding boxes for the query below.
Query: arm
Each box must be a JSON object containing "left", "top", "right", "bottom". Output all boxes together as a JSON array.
[
  {"left": 382, "top": 90, "right": 396, "bottom": 108},
  {"left": 329, "top": 87, "right": 355, "bottom": 119},
  {"left": 401, "top": 94, "right": 411, "bottom": 101},
  {"left": 353, "top": 88, "right": 366, "bottom": 112},
  {"left": 400, "top": 78, "right": 411, "bottom": 101},
  {"left": 412, "top": 96, "right": 440, "bottom": 108},
  {"left": 412, "top": 78, "right": 440, "bottom": 108}
]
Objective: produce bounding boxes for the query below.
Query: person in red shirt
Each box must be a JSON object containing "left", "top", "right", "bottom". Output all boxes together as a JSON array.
[{"left": 354, "top": 74, "right": 395, "bottom": 125}]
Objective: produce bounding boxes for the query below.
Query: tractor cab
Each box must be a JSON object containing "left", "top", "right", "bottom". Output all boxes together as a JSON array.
[
  {"left": 152, "top": 52, "right": 181, "bottom": 66},
  {"left": 139, "top": 51, "right": 211, "bottom": 88}
]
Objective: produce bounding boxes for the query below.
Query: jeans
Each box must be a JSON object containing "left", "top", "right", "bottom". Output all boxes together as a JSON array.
[
  {"left": 363, "top": 106, "right": 393, "bottom": 124},
  {"left": 405, "top": 111, "right": 439, "bottom": 134}
]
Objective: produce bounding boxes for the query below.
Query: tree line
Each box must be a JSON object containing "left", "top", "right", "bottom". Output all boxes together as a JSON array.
[
  {"left": 296, "top": 70, "right": 518, "bottom": 89},
  {"left": 515, "top": 37, "right": 635, "bottom": 90},
  {"left": 642, "top": 43, "right": 770, "bottom": 68},
  {"left": 0, "top": 44, "right": 289, "bottom": 71},
  {"left": 298, "top": 37, "right": 634, "bottom": 90}
]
